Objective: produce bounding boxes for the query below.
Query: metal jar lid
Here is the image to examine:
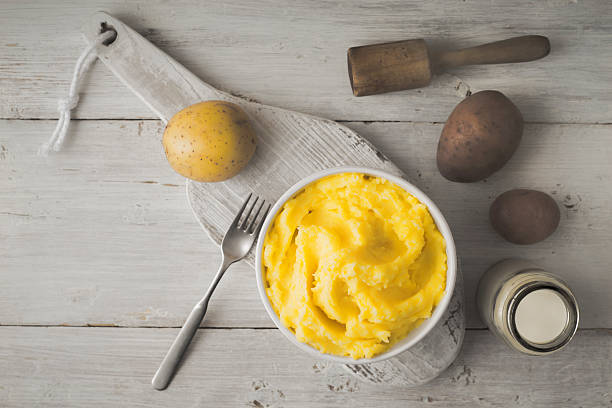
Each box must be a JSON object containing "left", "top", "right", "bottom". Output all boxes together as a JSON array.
[
  {"left": 506, "top": 281, "right": 579, "bottom": 354},
  {"left": 476, "top": 259, "right": 580, "bottom": 356}
]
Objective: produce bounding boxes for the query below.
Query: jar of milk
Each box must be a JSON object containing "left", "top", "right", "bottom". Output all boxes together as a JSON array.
[{"left": 476, "top": 259, "right": 579, "bottom": 355}]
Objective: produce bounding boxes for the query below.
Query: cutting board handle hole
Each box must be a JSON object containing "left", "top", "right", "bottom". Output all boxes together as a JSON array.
[{"left": 99, "top": 22, "right": 117, "bottom": 46}]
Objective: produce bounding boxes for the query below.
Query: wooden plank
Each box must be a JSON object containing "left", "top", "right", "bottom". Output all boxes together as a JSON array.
[
  {"left": 0, "top": 119, "right": 273, "bottom": 328},
  {"left": 2, "top": 119, "right": 611, "bottom": 328},
  {"left": 0, "top": 327, "right": 610, "bottom": 407},
  {"left": 1, "top": 0, "right": 612, "bottom": 123}
]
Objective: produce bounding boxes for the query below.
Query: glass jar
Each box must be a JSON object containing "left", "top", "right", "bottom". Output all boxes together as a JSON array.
[{"left": 476, "top": 259, "right": 579, "bottom": 355}]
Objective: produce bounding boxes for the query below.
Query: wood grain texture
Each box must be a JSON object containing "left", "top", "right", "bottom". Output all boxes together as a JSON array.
[
  {"left": 1, "top": 0, "right": 612, "bottom": 123},
  {"left": 1, "top": 0, "right": 611, "bottom": 401},
  {"left": 0, "top": 119, "right": 271, "bottom": 328},
  {"left": 2, "top": 120, "right": 611, "bottom": 329},
  {"left": 1, "top": 327, "right": 610, "bottom": 407},
  {"left": 81, "top": 11, "right": 404, "bottom": 254},
  {"left": 435, "top": 35, "right": 551, "bottom": 70},
  {"left": 50, "top": 14, "right": 465, "bottom": 384},
  {"left": 347, "top": 39, "right": 432, "bottom": 96}
]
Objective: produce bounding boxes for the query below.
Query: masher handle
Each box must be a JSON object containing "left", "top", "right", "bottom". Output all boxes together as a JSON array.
[{"left": 436, "top": 35, "right": 550, "bottom": 70}]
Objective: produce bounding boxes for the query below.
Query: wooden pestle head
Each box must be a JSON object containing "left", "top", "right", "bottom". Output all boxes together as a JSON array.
[{"left": 347, "top": 39, "right": 432, "bottom": 97}]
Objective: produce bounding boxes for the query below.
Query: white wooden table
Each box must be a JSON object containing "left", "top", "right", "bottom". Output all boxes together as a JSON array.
[{"left": 1, "top": 1, "right": 611, "bottom": 406}]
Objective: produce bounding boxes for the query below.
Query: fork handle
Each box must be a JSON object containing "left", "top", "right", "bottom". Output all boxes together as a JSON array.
[
  {"left": 151, "top": 301, "right": 208, "bottom": 390},
  {"left": 152, "top": 259, "right": 232, "bottom": 390}
]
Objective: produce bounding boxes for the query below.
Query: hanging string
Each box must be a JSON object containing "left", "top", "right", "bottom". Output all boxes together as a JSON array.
[{"left": 39, "top": 30, "right": 116, "bottom": 156}]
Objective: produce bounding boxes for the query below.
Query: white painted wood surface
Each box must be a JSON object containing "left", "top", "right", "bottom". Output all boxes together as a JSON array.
[
  {"left": 2, "top": 120, "right": 610, "bottom": 328},
  {"left": 80, "top": 11, "right": 404, "bottom": 248},
  {"left": 1, "top": 0, "right": 612, "bottom": 123},
  {"left": 1, "top": 327, "right": 610, "bottom": 407},
  {"left": 2, "top": 0, "right": 612, "bottom": 405},
  {"left": 80, "top": 12, "right": 465, "bottom": 384}
]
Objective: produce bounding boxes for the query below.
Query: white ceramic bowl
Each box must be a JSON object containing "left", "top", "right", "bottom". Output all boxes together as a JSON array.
[{"left": 255, "top": 166, "right": 457, "bottom": 364}]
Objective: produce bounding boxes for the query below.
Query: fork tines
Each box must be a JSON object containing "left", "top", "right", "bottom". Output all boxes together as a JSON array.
[{"left": 233, "top": 193, "right": 272, "bottom": 234}]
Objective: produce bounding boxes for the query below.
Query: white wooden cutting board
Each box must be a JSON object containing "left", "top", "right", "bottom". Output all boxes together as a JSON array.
[{"left": 82, "top": 11, "right": 465, "bottom": 385}]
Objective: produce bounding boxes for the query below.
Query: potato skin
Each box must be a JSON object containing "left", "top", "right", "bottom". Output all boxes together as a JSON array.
[
  {"left": 163, "top": 101, "right": 256, "bottom": 182},
  {"left": 489, "top": 189, "right": 560, "bottom": 245},
  {"left": 437, "top": 90, "right": 523, "bottom": 182}
]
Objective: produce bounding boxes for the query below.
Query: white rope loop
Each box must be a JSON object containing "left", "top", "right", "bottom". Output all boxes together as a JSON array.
[{"left": 39, "top": 30, "right": 116, "bottom": 156}]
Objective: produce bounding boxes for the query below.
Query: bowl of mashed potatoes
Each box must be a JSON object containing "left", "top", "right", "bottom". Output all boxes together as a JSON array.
[{"left": 255, "top": 166, "right": 456, "bottom": 364}]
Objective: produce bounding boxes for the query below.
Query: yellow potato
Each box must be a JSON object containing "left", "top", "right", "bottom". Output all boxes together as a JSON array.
[{"left": 162, "top": 101, "right": 256, "bottom": 182}]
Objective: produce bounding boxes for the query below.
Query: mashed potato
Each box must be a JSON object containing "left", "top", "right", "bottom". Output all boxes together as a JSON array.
[{"left": 262, "top": 173, "right": 447, "bottom": 359}]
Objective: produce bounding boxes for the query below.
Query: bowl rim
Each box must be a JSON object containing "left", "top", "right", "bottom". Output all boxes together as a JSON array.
[{"left": 255, "top": 166, "right": 457, "bottom": 364}]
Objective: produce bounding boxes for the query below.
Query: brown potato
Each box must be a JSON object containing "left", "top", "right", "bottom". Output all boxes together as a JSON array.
[
  {"left": 437, "top": 90, "right": 523, "bottom": 182},
  {"left": 489, "top": 189, "right": 560, "bottom": 245}
]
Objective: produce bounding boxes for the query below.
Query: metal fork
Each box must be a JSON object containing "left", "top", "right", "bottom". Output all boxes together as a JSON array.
[{"left": 152, "top": 194, "right": 271, "bottom": 390}]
